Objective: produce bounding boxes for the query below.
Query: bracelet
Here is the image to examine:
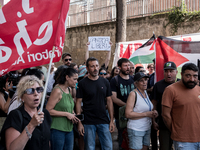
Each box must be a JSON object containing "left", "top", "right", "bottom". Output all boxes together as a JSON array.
[{"left": 25, "top": 126, "right": 32, "bottom": 139}]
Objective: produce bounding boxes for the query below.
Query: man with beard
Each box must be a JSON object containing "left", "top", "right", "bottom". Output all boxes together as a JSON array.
[
  {"left": 162, "top": 63, "right": 200, "bottom": 150},
  {"left": 62, "top": 53, "right": 72, "bottom": 66},
  {"left": 151, "top": 61, "right": 178, "bottom": 150},
  {"left": 110, "top": 58, "right": 134, "bottom": 150},
  {"left": 76, "top": 57, "right": 115, "bottom": 150}
]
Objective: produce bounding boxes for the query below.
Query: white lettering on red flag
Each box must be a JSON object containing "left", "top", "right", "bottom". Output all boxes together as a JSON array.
[{"left": 0, "top": 0, "right": 70, "bottom": 76}]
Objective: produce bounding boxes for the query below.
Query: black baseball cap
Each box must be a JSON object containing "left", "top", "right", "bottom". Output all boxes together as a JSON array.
[
  {"left": 163, "top": 61, "right": 177, "bottom": 70},
  {"left": 134, "top": 72, "right": 149, "bottom": 81}
]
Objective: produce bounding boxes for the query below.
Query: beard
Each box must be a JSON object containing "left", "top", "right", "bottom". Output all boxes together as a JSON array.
[
  {"left": 121, "top": 69, "right": 130, "bottom": 75},
  {"left": 182, "top": 79, "right": 197, "bottom": 89},
  {"left": 65, "top": 62, "right": 70, "bottom": 66},
  {"left": 89, "top": 69, "right": 98, "bottom": 77}
]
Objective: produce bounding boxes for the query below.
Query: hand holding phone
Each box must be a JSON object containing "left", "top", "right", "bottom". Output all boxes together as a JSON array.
[{"left": 75, "top": 114, "right": 84, "bottom": 121}]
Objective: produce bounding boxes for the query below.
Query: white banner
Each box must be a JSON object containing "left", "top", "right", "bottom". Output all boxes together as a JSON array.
[
  {"left": 88, "top": 36, "right": 111, "bottom": 51},
  {"left": 112, "top": 39, "right": 148, "bottom": 68}
]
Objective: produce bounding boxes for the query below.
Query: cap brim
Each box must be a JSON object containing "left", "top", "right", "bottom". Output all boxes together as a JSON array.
[
  {"left": 136, "top": 75, "right": 149, "bottom": 81},
  {"left": 164, "top": 67, "right": 176, "bottom": 70}
]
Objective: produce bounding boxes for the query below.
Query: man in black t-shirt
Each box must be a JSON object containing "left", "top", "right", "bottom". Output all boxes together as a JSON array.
[
  {"left": 151, "top": 61, "right": 178, "bottom": 150},
  {"left": 76, "top": 57, "right": 115, "bottom": 150},
  {"left": 110, "top": 58, "right": 134, "bottom": 150}
]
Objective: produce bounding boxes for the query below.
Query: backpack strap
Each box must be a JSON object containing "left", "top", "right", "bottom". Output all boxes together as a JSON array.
[
  {"left": 114, "top": 75, "right": 118, "bottom": 87},
  {"left": 133, "top": 91, "right": 137, "bottom": 107}
]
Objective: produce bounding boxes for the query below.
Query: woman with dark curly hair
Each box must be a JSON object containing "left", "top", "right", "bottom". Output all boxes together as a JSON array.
[
  {"left": 46, "top": 67, "right": 80, "bottom": 150},
  {"left": 107, "top": 66, "right": 119, "bottom": 82}
]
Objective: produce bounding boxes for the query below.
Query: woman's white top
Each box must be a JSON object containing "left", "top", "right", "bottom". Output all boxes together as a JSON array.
[{"left": 127, "top": 90, "right": 153, "bottom": 131}]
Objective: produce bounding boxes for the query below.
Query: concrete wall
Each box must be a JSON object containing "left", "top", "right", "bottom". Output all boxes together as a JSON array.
[{"left": 55, "top": 13, "right": 200, "bottom": 70}]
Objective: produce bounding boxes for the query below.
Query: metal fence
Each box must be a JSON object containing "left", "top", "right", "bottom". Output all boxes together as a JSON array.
[{"left": 67, "top": 0, "right": 200, "bottom": 28}]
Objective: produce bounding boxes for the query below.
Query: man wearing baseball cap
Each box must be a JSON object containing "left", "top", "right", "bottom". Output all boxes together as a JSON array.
[{"left": 150, "top": 61, "right": 179, "bottom": 150}]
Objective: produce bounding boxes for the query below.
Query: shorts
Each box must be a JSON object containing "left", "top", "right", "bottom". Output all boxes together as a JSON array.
[{"left": 127, "top": 128, "right": 151, "bottom": 150}]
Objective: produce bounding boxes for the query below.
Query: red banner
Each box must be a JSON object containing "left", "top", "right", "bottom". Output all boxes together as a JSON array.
[{"left": 0, "top": 0, "right": 70, "bottom": 76}]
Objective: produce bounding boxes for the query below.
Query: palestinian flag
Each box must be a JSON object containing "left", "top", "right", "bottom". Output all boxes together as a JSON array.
[
  {"left": 129, "top": 35, "right": 156, "bottom": 65},
  {"left": 156, "top": 36, "right": 200, "bottom": 81}
]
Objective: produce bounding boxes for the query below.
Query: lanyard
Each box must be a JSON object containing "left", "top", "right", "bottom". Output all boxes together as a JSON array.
[{"left": 137, "top": 88, "right": 151, "bottom": 111}]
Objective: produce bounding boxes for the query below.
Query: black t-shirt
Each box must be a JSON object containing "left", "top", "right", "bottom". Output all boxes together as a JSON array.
[
  {"left": 76, "top": 76, "right": 112, "bottom": 125},
  {"left": 151, "top": 79, "right": 179, "bottom": 130},
  {"left": 1, "top": 105, "right": 52, "bottom": 150},
  {"left": 110, "top": 75, "right": 134, "bottom": 119},
  {"left": 147, "top": 72, "right": 155, "bottom": 89}
]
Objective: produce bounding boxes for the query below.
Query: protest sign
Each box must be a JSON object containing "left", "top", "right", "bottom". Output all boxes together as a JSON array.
[{"left": 88, "top": 36, "right": 111, "bottom": 51}]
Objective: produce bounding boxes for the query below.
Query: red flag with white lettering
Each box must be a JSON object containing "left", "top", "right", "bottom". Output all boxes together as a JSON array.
[{"left": 0, "top": 0, "right": 70, "bottom": 76}]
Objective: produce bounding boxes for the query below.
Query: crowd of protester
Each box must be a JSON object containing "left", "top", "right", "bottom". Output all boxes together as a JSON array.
[{"left": 0, "top": 41, "right": 200, "bottom": 150}]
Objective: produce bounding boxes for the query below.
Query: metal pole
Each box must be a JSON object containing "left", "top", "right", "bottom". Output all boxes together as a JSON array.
[
  {"left": 87, "top": 0, "right": 90, "bottom": 25},
  {"left": 143, "top": 0, "right": 144, "bottom": 16},
  {"left": 40, "top": 46, "right": 55, "bottom": 112}
]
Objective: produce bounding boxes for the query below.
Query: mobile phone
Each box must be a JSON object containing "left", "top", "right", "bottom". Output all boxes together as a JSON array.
[{"left": 76, "top": 114, "right": 84, "bottom": 121}]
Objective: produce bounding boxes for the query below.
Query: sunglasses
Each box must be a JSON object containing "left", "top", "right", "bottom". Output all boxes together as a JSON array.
[
  {"left": 65, "top": 58, "right": 72, "bottom": 62},
  {"left": 100, "top": 72, "right": 107, "bottom": 75},
  {"left": 24, "top": 87, "right": 44, "bottom": 95}
]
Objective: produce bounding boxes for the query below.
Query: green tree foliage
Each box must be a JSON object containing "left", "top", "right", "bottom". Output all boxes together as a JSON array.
[{"left": 166, "top": 1, "right": 200, "bottom": 35}]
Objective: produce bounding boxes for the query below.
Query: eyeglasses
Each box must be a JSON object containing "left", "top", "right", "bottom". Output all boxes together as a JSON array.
[
  {"left": 24, "top": 87, "right": 44, "bottom": 95},
  {"left": 100, "top": 72, "right": 107, "bottom": 75},
  {"left": 65, "top": 58, "right": 72, "bottom": 62}
]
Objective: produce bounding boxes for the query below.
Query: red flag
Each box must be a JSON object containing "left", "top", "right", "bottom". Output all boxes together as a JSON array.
[
  {"left": 0, "top": 0, "right": 70, "bottom": 76},
  {"left": 155, "top": 36, "right": 196, "bottom": 82},
  {"left": 122, "top": 44, "right": 133, "bottom": 59}
]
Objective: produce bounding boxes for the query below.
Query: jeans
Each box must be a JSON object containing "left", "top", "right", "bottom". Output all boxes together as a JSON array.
[
  {"left": 51, "top": 129, "right": 74, "bottom": 150},
  {"left": 174, "top": 141, "right": 200, "bottom": 150},
  {"left": 84, "top": 124, "right": 112, "bottom": 150}
]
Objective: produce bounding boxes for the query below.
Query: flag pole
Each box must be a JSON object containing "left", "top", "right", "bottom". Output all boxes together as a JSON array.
[{"left": 40, "top": 46, "right": 56, "bottom": 112}]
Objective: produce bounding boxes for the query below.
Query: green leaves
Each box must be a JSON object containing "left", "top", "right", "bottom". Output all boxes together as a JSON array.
[{"left": 166, "top": 2, "right": 200, "bottom": 35}]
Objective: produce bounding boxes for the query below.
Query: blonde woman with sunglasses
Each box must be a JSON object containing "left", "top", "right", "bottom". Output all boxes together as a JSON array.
[{"left": 1, "top": 75, "right": 51, "bottom": 150}]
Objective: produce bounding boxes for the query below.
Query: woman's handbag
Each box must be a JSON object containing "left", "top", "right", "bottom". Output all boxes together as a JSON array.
[{"left": 119, "top": 91, "right": 137, "bottom": 129}]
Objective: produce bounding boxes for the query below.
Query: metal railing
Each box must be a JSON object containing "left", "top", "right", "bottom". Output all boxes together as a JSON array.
[{"left": 67, "top": 0, "right": 200, "bottom": 28}]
